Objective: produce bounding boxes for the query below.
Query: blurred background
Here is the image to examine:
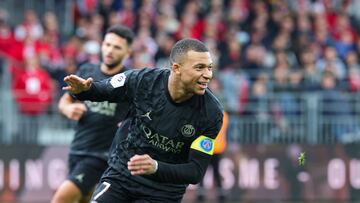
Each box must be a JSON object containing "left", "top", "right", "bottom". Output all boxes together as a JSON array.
[{"left": 1, "top": 0, "right": 360, "bottom": 202}]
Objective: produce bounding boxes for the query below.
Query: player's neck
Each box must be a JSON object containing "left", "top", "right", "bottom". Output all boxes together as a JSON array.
[
  {"left": 168, "top": 73, "right": 194, "bottom": 103},
  {"left": 100, "top": 63, "right": 124, "bottom": 75}
]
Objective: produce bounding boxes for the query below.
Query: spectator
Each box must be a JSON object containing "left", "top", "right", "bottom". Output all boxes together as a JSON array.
[
  {"left": 320, "top": 71, "right": 353, "bottom": 142},
  {"left": 218, "top": 66, "right": 249, "bottom": 114},
  {"left": 155, "top": 33, "right": 175, "bottom": 69},
  {"left": 298, "top": 48, "right": 322, "bottom": 91},
  {"left": 14, "top": 9, "right": 43, "bottom": 41},
  {"left": 316, "top": 45, "right": 346, "bottom": 80},
  {"left": 346, "top": 51, "right": 360, "bottom": 92},
  {"left": 12, "top": 56, "right": 53, "bottom": 115},
  {"left": 12, "top": 56, "right": 53, "bottom": 143}
]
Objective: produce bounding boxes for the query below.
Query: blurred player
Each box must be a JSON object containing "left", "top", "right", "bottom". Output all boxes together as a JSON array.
[
  {"left": 51, "top": 25, "right": 134, "bottom": 203},
  {"left": 62, "top": 38, "right": 224, "bottom": 202}
]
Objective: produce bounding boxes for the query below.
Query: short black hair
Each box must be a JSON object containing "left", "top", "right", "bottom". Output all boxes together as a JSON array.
[
  {"left": 106, "top": 25, "right": 135, "bottom": 45},
  {"left": 170, "top": 38, "right": 209, "bottom": 64}
]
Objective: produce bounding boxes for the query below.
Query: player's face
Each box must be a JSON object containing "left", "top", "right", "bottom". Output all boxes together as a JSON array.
[
  {"left": 101, "top": 33, "right": 130, "bottom": 69},
  {"left": 179, "top": 50, "right": 213, "bottom": 95}
]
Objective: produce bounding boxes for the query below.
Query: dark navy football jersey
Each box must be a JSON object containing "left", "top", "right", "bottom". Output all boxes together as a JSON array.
[
  {"left": 70, "top": 63, "right": 130, "bottom": 160},
  {"left": 75, "top": 68, "right": 223, "bottom": 195}
]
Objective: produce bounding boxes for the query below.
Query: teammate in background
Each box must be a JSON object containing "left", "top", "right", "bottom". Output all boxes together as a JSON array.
[
  {"left": 62, "top": 38, "right": 224, "bottom": 202},
  {"left": 51, "top": 25, "right": 134, "bottom": 203},
  {"left": 197, "top": 111, "right": 229, "bottom": 202}
]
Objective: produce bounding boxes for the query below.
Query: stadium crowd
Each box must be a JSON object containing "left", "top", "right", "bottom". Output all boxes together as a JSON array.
[{"left": 2, "top": 0, "right": 360, "bottom": 143}]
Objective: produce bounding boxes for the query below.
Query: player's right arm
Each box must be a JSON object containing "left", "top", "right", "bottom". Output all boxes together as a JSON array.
[
  {"left": 58, "top": 93, "right": 87, "bottom": 121},
  {"left": 62, "top": 74, "right": 93, "bottom": 94},
  {"left": 63, "top": 70, "right": 137, "bottom": 103}
]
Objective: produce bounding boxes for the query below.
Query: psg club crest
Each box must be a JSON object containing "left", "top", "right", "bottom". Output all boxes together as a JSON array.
[
  {"left": 181, "top": 124, "right": 195, "bottom": 137},
  {"left": 200, "top": 138, "right": 213, "bottom": 152}
]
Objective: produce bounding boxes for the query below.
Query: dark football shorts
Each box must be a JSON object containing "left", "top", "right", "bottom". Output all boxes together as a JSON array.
[
  {"left": 90, "top": 167, "right": 183, "bottom": 203},
  {"left": 68, "top": 155, "right": 108, "bottom": 196}
]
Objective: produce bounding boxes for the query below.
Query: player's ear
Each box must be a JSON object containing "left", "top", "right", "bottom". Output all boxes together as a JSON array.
[
  {"left": 171, "top": 63, "right": 181, "bottom": 74},
  {"left": 124, "top": 45, "right": 132, "bottom": 58}
]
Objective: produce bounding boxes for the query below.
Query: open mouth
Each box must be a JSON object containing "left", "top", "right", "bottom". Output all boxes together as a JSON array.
[{"left": 197, "top": 82, "right": 208, "bottom": 89}]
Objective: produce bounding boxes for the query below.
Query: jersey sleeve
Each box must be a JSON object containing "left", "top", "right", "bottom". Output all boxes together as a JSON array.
[
  {"left": 74, "top": 69, "right": 139, "bottom": 103},
  {"left": 203, "top": 109, "right": 224, "bottom": 139},
  {"left": 190, "top": 108, "right": 223, "bottom": 154}
]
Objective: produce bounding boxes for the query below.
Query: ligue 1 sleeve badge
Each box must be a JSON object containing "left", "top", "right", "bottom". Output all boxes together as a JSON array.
[{"left": 110, "top": 73, "right": 126, "bottom": 88}]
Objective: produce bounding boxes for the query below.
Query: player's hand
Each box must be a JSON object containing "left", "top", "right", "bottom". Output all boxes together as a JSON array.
[
  {"left": 127, "top": 154, "right": 157, "bottom": 176},
  {"left": 63, "top": 74, "right": 93, "bottom": 94},
  {"left": 62, "top": 103, "right": 87, "bottom": 121}
]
